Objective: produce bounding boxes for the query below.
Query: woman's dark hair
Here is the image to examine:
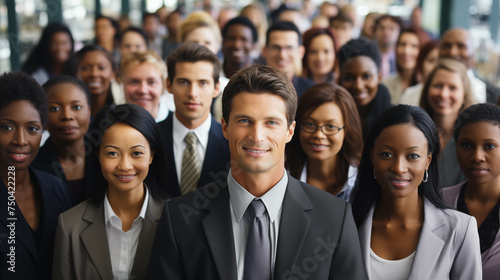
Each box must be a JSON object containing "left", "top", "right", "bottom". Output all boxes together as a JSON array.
[
  {"left": 416, "top": 40, "right": 439, "bottom": 80},
  {"left": 88, "top": 104, "right": 170, "bottom": 202},
  {"left": 118, "top": 26, "right": 149, "bottom": 46},
  {"left": 338, "top": 37, "right": 381, "bottom": 72},
  {"left": 0, "top": 72, "right": 48, "bottom": 127},
  {"left": 43, "top": 75, "right": 92, "bottom": 106},
  {"left": 351, "top": 105, "right": 448, "bottom": 227},
  {"left": 286, "top": 83, "right": 363, "bottom": 191},
  {"left": 454, "top": 103, "right": 500, "bottom": 141},
  {"left": 301, "top": 28, "right": 338, "bottom": 82},
  {"left": 395, "top": 27, "right": 420, "bottom": 86},
  {"left": 94, "top": 15, "right": 119, "bottom": 43},
  {"left": 22, "top": 22, "right": 75, "bottom": 75}
]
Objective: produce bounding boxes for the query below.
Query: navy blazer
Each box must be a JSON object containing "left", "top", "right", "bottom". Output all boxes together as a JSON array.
[
  {"left": 0, "top": 168, "right": 71, "bottom": 279},
  {"left": 32, "top": 137, "right": 95, "bottom": 206},
  {"left": 146, "top": 174, "right": 366, "bottom": 279},
  {"left": 158, "top": 114, "right": 231, "bottom": 198}
]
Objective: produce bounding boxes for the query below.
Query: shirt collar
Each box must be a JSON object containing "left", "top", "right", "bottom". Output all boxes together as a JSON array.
[
  {"left": 172, "top": 113, "right": 212, "bottom": 149},
  {"left": 104, "top": 187, "right": 150, "bottom": 225},
  {"left": 227, "top": 169, "right": 288, "bottom": 223}
]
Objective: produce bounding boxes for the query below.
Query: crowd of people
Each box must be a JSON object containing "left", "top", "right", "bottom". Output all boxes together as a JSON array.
[{"left": 1, "top": 1, "right": 500, "bottom": 279}]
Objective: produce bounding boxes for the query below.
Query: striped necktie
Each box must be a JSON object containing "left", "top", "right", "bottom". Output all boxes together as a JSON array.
[{"left": 180, "top": 132, "right": 201, "bottom": 194}]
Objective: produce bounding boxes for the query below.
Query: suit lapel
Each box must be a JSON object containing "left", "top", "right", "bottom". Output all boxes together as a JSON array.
[
  {"left": 408, "top": 199, "right": 445, "bottom": 280},
  {"left": 199, "top": 119, "right": 218, "bottom": 187},
  {"left": 274, "top": 176, "right": 312, "bottom": 278},
  {"left": 202, "top": 187, "right": 237, "bottom": 280},
  {"left": 80, "top": 202, "right": 113, "bottom": 280},
  {"left": 131, "top": 195, "right": 163, "bottom": 278},
  {"left": 160, "top": 116, "right": 181, "bottom": 197},
  {"left": 358, "top": 205, "right": 375, "bottom": 279}
]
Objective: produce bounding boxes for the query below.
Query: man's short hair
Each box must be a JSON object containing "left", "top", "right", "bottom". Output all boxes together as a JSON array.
[
  {"left": 222, "top": 65, "right": 297, "bottom": 126},
  {"left": 372, "top": 14, "right": 403, "bottom": 33},
  {"left": 222, "top": 16, "right": 258, "bottom": 44},
  {"left": 329, "top": 11, "right": 354, "bottom": 26},
  {"left": 166, "top": 43, "right": 221, "bottom": 85},
  {"left": 142, "top": 12, "right": 160, "bottom": 23},
  {"left": 121, "top": 51, "right": 168, "bottom": 89},
  {"left": 266, "top": 21, "right": 302, "bottom": 46}
]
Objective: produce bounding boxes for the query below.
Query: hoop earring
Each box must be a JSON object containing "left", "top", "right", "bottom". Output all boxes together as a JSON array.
[
  {"left": 373, "top": 168, "right": 376, "bottom": 180},
  {"left": 423, "top": 170, "right": 428, "bottom": 183}
]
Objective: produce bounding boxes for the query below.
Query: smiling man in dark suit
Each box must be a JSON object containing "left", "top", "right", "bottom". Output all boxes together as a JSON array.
[
  {"left": 147, "top": 64, "right": 366, "bottom": 280},
  {"left": 159, "top": 43, "right": 230, "bottom": 198}
]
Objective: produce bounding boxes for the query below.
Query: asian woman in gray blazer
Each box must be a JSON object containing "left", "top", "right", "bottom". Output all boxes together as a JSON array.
[
  {"left": 52, "top": 104, "right": 170, "bottom": 280},
  {"left": 351, "top": 105, "right": 482, "bottom": 279}
]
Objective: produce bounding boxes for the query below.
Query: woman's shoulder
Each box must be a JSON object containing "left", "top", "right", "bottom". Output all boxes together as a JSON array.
[
  {"left": 441, "top": 182, "right": 465, "bottom": 208},
  {"left": 424, "top": 198, "right": 477, "bottom": 237}
]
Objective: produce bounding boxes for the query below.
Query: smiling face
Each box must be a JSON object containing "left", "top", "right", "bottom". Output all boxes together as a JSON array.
[
  {"left": 263, "top": 30, "right": 304, "bottom": 80},
  {"left": 396, "top": 32, "right": 419, "bottom": 71},
  {"left": 427, "top": 69, "right": 464, "bottom": 117},
  {"left": 50, "top": 32, "right": 72, "bottom": 65},
  {"left": 184, "top": 27, "right": 220, "bottom": 54},
  {"left": 119, "top": 31, "right": 148, "bottom": 58},
  {"left": 0, "top": 100, "right": 42, "bottom": 171},
  {"left": 340, "top": 56, "right": 381, "bottom": 108},
  {"left": 370, "top": 124, "right": 432, "bottom": 198},
  {"left": 307, "top": 34, "right": 335, "bottom": 78},
  {"left": 123, "top": 63, "right": 164, "bottom": 119},
  {"left": 99, "top": 122, "right": 153, "bottom": 196},
  {"left": 456, "top": 122, "right": 500, "bottom": 186},
  {"left": 167, "top": 61, "right": 220, "bottom": 129},
  {"left": 77, "top": 51, "right": 115, "bottom": 97},
  {"left": 222, "top": 24, "right": 254, "bottom": 65},
  {"left": 95, "top": 18, "right": 116, "bottom": 45},
  {"left": 222, "top": 92, "right": 295, "bottom": 179},
  {"left": 46, "top": 83, "right": 91, "bottom": 143},
  {"left": 371, "top": 124, "right": 432, "bottom": 199},
  {"left": 299, "top": 102, "right": 344, "bottom": 163}
]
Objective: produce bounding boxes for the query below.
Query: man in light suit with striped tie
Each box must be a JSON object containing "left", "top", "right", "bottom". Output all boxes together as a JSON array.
[{"left": 158, "top": 43, "right": 230, "bottom": 198}]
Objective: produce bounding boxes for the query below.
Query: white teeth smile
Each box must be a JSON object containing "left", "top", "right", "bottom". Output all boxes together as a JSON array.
[
  {"left": 246, "top": 149, "right": 267, "bottom": 153},
  {"left": 11, "top": 153, "right": 27, "bottom": 156},
  {"left": 311, "top": 144, "right": 327, "bottom": 148},
  {"left": 89, "top": 82, "right": 101, "bottom": 86},
  {"left": 117, "top": 175, "right": 134, "bottom": 179}
]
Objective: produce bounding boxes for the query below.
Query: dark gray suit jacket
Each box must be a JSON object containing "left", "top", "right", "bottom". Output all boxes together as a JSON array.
[
  {"left": 146, "top": 174, "right": 366, "bottom": 279},
  {"left": 52, "top": 194, "right": 163, "bottom": 280}
]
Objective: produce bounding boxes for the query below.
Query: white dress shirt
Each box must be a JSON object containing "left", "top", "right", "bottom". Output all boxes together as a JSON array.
[
  {"left": 467, "top": 69, "right": 486, "bottom": 103},
  {"left": 172, "top": 113, "right": 212, "bottom": 184},
  {"left": 104, "top": 188, "right": 149, "bottom": 280},
  {"left": 227, "top": 169, "right": 288, "bottom": 280}
]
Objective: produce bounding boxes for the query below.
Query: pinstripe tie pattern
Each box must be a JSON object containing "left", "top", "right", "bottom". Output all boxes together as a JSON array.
[
  {"left": 180, "top": 132, "right": 201, "bottom": 195},
  {"left": 243, "top": 199, "right": 271, "bottom": 280}
]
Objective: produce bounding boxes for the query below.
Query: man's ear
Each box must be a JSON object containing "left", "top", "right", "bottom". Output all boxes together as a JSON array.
[
  {"left": 298, "top": 45, "right": 305, "bottom": 60},
  {"left": 286, "top": 121, "right": 296, "bottom": 143},
  {"left": 166, "top": 78, "right": 173, "bottom": 94},
  {"left": 213, "top": 81, "right": 221, "bottom": 98},
  {"left": 221, "top": 118, "right": 229, "bottom": 140}
]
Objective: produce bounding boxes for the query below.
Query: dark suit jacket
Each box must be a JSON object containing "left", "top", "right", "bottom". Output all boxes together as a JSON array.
[
  {"left": 31, "top": 137, "right": 95, "bottom": 206},
  {"left": 292, "top": 75, "right": 315, "bottom": 98},
  {"left": 52, "top": 193, "right": 164, "bottom": 280},
  {"left": 146, "top": 175, "right": 366, "bottom": 279},
  {"left": 0, "top": 168, "right": 71, "bottom": 280},
  {"left": 158, "top": 115, "right": 231, "bottom": 197},
  {"left": 485, "top": 79, "right": 500, "bottom": 104}
]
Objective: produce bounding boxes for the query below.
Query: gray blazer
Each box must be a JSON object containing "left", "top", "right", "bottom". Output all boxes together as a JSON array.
[
  {"left": 443, "top": 182, "right": 500, "bottom": 280},
  {"left": 358, "top": 198, "right": 482, "bottom": 279},
  {"left": 52, "top": 194, "right": 163, "bottom": 280}
]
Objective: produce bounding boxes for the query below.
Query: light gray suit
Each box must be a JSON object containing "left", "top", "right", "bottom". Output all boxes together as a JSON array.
[
  {"left": 52, "top": 194, "right": 163, "bottom": 280},
  {"left": 358, "top": 197, "right": 482, "bottom": 279}
]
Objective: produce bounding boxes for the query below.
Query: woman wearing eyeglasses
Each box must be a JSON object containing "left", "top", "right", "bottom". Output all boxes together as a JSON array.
[{"left": 285, "top": 83, "right": 363, "bottom": 201}]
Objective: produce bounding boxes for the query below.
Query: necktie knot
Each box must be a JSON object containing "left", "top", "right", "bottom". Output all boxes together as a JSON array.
[
  {"left": 184, "top": 132, "right": 197, "bottom": 146},
  {"left": 249, "top": 199, "right": 266, "bottom": 219}
]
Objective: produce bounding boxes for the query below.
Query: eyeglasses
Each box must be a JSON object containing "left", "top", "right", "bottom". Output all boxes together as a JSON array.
[{"left": 301, "top": 122, "right": 344, "bottom": 136}]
